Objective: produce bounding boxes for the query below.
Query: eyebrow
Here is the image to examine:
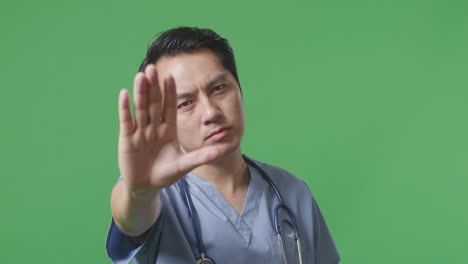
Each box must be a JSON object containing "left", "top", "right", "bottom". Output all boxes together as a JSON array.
[
  {"left": 176, "top": 73, "right": 230, "bottom": 100},
  {"left": 205, "top": 73, "right": 229, "bottom": 89}
]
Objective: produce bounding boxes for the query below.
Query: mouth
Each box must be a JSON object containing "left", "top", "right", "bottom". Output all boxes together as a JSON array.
[{"left": 206, "top": 127, "right": 230, "bottom": 141}]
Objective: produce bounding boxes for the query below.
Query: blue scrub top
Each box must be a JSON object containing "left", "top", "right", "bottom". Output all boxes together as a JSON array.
[{"left": 106, "top": 158, "right": 340, "bottom": 263}]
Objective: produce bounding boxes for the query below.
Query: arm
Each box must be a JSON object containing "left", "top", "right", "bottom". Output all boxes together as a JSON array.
[
  {"left": 309, "top": 188, "right": 340, "bottom": 263},
  {"left": 109, "top": 65, "right": 223, "bottom": 252},
  {"left": 111, "top": 180, "right": 161, "bottom": 243}
]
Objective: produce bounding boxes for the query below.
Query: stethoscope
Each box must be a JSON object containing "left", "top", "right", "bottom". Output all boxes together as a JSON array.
[{"left": 177, "top": 154, "right": 303, "bottom": 264}]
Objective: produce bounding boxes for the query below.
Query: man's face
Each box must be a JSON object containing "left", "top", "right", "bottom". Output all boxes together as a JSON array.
[{"left": 155, "top": 49, "right": 245, "bottom": 157}]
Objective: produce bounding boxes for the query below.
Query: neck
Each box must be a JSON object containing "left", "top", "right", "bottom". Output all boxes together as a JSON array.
[{"left": 191, "top": 146, "right": 249, "bottom": 194}]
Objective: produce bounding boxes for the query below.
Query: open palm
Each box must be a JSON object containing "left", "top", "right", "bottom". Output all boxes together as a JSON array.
[{"left": 118, "top": 64, "right": 221, "bottom": 192}]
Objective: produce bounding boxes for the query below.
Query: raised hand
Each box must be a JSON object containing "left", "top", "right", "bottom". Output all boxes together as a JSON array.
[{"left": 118, "top": 64, "right": 221, "bottom": 193}]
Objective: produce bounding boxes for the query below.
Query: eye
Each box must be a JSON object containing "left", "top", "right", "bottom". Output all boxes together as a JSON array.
[
  {"left": 177, "top": 100, "right": 192, "bottom": 109},
  {"left": 212, "top": 84, "right": 225, "bottom": 93}
]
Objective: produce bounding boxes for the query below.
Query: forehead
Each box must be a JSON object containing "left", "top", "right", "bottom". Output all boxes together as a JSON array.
[{"left": 155, "top": 49, "right": 230, "bottom": 89}]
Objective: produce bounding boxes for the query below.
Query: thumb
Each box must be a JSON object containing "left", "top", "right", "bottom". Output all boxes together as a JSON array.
[{"left": 176, "top": 146, "right": 223, "bottom": 175}]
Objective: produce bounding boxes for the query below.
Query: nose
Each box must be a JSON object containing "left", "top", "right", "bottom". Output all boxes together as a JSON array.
[{"left": 200, "top": 97, "right": 222, "bottom": 125}]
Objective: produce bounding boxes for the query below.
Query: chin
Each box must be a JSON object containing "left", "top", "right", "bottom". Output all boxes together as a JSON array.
[{"left": 216, "top": 139, "right": 241, "bottom": 158}]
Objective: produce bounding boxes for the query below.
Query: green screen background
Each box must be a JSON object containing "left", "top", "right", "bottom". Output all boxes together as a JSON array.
[{"left": 1, "top": 0, "right": 467, "bottom": 263}]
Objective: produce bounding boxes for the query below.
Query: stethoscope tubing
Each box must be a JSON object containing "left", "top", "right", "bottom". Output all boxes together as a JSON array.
[
  {"left": 243, "top": 155, "right": 300, "bottom": 237},
  {"left": 179, "top": 178, "right": 206, "bottom": 255},
  {"left": 177, "top": 154, "right": 302, "bottom": 264}
]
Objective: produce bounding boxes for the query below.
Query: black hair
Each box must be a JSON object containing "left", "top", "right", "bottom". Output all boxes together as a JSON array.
[{"left": 138, "top": 26, "right": 240, "bottom": 87}]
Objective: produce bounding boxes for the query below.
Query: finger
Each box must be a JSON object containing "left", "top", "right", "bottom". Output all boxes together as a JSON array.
[
  {"left": 162, "top": 76, "right": 177, "bottom": 124},
  {"left": 144, "top": 64, "right": 162, "bottom": 124},
  {"left": 118, "top": 89, "right": 133, "bottom": 137},
  {"left": 177, "top": 146, "right": 223, "bottom": 175},
  {"left": 133, "top": 72, "right": 150, "bottom": 129}
]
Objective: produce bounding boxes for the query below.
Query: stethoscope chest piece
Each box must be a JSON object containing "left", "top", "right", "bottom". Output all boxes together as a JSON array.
[{"left": 196, "top": 255, "right": 216, "bottom": 264}]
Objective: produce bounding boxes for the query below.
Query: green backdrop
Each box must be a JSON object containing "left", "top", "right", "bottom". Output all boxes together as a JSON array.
[{"left": 1, "top": 0, "right": 467, "bottom": 263}]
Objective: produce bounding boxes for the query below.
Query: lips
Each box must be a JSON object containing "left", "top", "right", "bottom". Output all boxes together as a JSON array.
[{"left": 206, "top": 127, "right": 229, "bottom": 140}]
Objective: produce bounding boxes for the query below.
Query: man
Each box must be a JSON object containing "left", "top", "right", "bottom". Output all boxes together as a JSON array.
[{"left": 106, "top": 26, "right": 340, "bottom": 264}]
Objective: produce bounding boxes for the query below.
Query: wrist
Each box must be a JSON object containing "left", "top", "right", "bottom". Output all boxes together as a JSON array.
[
  {"left": 120, "top": 180, "right": 160, "bottom": 201},
  {"left": 128, "top": 187, "right": 160, "bottom": 200}
]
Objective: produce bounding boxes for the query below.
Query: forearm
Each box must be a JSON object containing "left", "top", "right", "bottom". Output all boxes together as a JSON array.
[{"left": 111, "top": 180, "right": 161, "bottom": 236}]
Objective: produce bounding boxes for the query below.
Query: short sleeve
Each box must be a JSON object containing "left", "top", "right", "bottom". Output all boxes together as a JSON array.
[{"left": 309, "top": 187, "right": 341, "bottom": 263}]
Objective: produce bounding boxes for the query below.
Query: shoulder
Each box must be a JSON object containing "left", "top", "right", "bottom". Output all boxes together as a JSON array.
[{"left": 246, "top": 156, "right": 312, "bottom": 197}]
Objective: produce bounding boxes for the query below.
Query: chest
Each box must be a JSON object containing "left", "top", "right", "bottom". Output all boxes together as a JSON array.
[{"left": 155, "top": 185, "right": 313, "bottom": 264}]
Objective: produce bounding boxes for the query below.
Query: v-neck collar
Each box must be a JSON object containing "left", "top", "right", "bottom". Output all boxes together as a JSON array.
[{"left": 184, "top": 163, "right": 268, "bottom": 244}]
